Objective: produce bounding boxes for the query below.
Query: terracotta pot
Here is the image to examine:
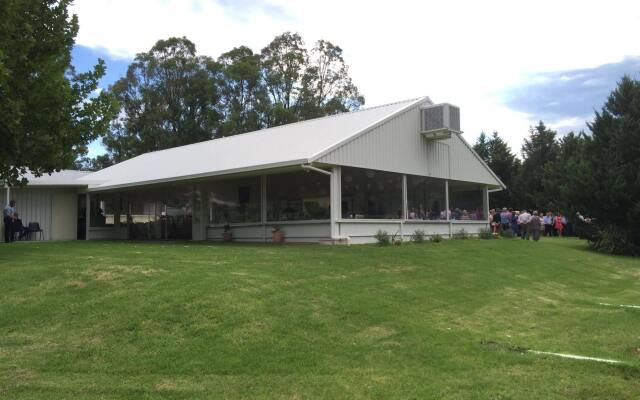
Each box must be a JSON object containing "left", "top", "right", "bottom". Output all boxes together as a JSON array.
[
  {"left": 222, "top": 232, "right": 233, "bottom": 242},
  {"left": 272, "top": 230, "right": 284, "bottom": 243}
]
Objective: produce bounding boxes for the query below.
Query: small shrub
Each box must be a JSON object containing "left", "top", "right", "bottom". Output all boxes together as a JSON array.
[
  {"left": 393, "top": 239, "right": 403, "bottom": 246},
  {"left": 411, "top": 229, "right": 426, "bottom": 243},
  {"left": 374, "top": 230, "right": 390, "bottom": 246},
  {"left": 452, "top": 229, "right": 469, "bottom": 240},
  {"left": 478, "top": 227, "right": 493, "bottom": 240},
  {"left": 500, "top": 228, "right": 515, "bottom": 239},
  {"left": 430, "top": 234, "right": 444, "bottom": 243}
]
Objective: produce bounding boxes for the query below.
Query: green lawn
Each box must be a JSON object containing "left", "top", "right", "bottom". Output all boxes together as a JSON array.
[{"left": 0, "top": 238, "right": 638, "bottom": 399}]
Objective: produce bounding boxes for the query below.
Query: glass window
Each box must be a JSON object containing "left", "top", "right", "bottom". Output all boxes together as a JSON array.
[
  {"left": 341, "top": 167, "right": 403, "bottom": 219},
  {"left": 207, "top": 177, "right": 261, "bottom": 224},
  {"left": 128, "top": 186, "right": 193, "bottom": 240},
  {"left": 449, "top": 181, "right": 485, "bottom": 220},
  {"left": 128, "top": 189, "right": 163, "bottom": 239},
  {"left": 90, "top": 194, "right": 115, "bottom": 227},
  {"left": 267, "top": 171, "right": 330, "bottom": 221},
  {"left": 407, "top": 175, "right": 447, "bottom": 220}
]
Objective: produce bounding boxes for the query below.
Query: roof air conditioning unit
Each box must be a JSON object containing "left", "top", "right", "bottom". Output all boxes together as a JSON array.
[{"left": 420, "top": 103, "right": 460, "bottom": 140}]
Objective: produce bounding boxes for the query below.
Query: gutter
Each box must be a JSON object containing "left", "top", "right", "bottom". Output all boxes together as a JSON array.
[{"left": 301, "top": 164, "right": 332, "bottom": 176}]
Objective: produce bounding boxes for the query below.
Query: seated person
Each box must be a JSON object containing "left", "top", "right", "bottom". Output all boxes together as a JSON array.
[{"left": 12, "top": 213, "right": 29, "bottom": 240}]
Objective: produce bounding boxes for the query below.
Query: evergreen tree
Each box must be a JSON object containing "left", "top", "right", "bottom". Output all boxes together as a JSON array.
[
  {"left": 572, "top": 76, "right": 640, "bottom": 254},
  {"left": 514, "top": 122, "right": 560, "bottom": 211},
  {"left": 473, "top": 131, "right": 520, "bottom": 208}
]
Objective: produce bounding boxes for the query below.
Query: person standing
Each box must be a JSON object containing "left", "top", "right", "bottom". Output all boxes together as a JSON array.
[
  {"left": 3, "top": 200, "right": 16, "bottom": 243},
  {"left": 543, "top": 212, "right": 553, "bottom": 236},
  {"left": 529, "top": 211, "right": 542, "bottom": 241},
  {"left": 554, "top": 213, "right": 564, "bottom": 237},
  {"left": 500, "top": 208, "right": 511, "bottom": 232},
  {"left": 518, "top": 209, "right": 531, "bottom": 240},
  {"left": 511, "top": 210, "right": 520, "bottom": 236}
]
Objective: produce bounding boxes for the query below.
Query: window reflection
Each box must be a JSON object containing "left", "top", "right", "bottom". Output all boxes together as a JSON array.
[
  {"left": 207, "top": 177, "right": 261, "bottom": 224},
  {"left": 267, "top": 171, "right": 330, "bottom": 221},
  {"left": 449, "top": 181, "right": 484, "bottom": 220},
  {"left": 90, "top": 194, "right": 115, "bottom": 227},
  {"left": 407, "top": 175, "right": 446, "bottom": 220},
  {"left": 341, "top": 167, "right": 403, "bottom": 219}
]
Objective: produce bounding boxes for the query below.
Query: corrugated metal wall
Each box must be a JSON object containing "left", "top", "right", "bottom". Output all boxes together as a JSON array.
[
  {"left": 1, "top": 187, "right": 79, "bottom": 241},
  {"left": 3, "top": 188, "right": 53, "bottom": 240},
  {"left": 316, "top": 103, "right": 501, "bottom": 186}
]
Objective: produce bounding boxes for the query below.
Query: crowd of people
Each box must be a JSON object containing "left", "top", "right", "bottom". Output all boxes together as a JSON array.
[{"left": 489, "top": 208, "right": 571, "bottom": 241}]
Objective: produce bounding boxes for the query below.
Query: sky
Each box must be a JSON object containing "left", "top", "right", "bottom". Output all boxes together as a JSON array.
[{"left": 69, "top": 0, "right": 640, "bottom": 158}]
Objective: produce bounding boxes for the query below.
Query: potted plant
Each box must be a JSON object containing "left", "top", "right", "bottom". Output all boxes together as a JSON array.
[
  {"left": 272, "top": 225, "right": 284, "bottom": 243},
  {"left": 222, "top": 224, "right": 233, "bottom": 242}
]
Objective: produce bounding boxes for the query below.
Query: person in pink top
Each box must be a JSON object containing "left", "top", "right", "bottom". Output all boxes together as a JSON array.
[{"left": 554, "top": 213, "right": 564, "bottom": 237}]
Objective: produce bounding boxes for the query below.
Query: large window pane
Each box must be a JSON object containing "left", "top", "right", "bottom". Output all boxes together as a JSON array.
[
  {"left": 267, "top": 171, "right": 330, "bottom": 221},
  {"left": 207, "top": 177, "right": 261, "bottom": 224},
  {"left": 165, "top": 184, "right": 193, "bottom": 239},
  {"left": 128, "top": 185, "right": 193, "bottom": 239},
  {"left": 129, "top": 189, "right": 164, "bottom": 239},
  {"left": 449, "top": 181, "right": 485, "bottom": 220},
  {"left": 90, "top": 194, "right": 115, "bottom": 227},
  {"left": 341, "top": 167, "right": 403, "bottom": 219},
  {"left": 407, "top": 175, "right": 446, "bottom": 220}
]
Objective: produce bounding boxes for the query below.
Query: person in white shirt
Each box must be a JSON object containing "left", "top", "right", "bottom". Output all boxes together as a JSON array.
[
  {"left": 517, "top": 209, "right": 531, "bottom": 240},
  {"left": 3, "top": 200, "right": 16, "bottom": 243}
]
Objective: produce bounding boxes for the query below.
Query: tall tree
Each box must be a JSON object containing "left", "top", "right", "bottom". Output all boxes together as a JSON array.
[
  {"left": 218, "top": 46, "right": 265, "bottom": 136},
  {"left": 473, "top": 131, "right": 520, "bottom": 207},
  {"left": 260, "top": 32, "right": 307, "bottom": 126},
  {"left": 0, "top": 0, "right": 116, "bottom": 185},
  {"left": 570, "top": 76, "right": 640, "bottom": 254},
  {"left": 513, "top": 121, "right": 560, "bottom": 210},
  {"left": 299, "top": 40, "right": 364, "bottom": 118},
  {"left": 101, "top": 37, "right": 222, "bottom": 162}
]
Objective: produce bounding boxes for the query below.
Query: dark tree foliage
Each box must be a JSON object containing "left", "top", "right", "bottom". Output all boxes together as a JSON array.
[
  {"left": 261, "top": 32, "right": 307, "bottom": 126},
  {"left": 93, "top": 32, "right": 365, "bottom": 165},
  {"left": 218, "top": 46, "right": 266, "bottom": 137},
  {"left": 473, "top": 131, "right": 520, "bottom": 208},
  {"left": 0, "top": 0, "right": 116, "bottom": 185},
  {"left": 513, "top": 122, "right": 561, "bottom": 211},
  {"left": 102, "top": 37, "right": 223, "bottom": 162},
  {"left": 571, "top": 76, "right": 640, "bottom": 255}
]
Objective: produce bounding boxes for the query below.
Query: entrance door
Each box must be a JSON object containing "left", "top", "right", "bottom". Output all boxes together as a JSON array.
[{"left": 77, "top": 194, "right": 86, "bottom": 240}]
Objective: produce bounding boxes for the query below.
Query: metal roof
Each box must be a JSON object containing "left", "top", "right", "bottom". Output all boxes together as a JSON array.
[
  {"left": 80, "top": 97, "right": 428, "bottom": 191},
  {"left": 17, "top": 170, "right": 92, "bottom": 187}
]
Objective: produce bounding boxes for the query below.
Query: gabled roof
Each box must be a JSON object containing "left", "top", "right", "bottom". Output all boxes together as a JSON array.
[{"left": 80, "top": 97, "right": 428, "bottom": 190}]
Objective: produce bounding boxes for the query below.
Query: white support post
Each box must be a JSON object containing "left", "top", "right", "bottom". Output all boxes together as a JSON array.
[
  {"left": 261, "top": 175, "right": 267, "bottom": 243},
  {"left": 85, "top": 193, "right": 91, "bottom": 241},
  {"left": 200, "top": 185, "right": 208, "bottom": 241},
  {"left": 483, "top": 186, "right": 489, "bottom": 222},
  {"left": 330, "top": 166, "right": 341, "bottom": 240},
  {"left": 401, "top": 174, "right": 408, "bottom": 240},
  {"left": 445, "top": 180, "right": 452, "bottom": 237}
]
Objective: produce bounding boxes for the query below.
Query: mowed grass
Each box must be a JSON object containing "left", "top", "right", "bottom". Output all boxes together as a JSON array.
[{"left": 0, "top": 238, "right": 638, "bottom": 399}]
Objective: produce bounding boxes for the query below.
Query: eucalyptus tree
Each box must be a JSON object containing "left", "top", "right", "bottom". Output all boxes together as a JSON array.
[{"left": 102, "top": 37, "right": 223, "bottom": 162}]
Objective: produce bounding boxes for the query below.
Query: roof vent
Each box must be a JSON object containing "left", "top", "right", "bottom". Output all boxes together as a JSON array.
[{"left": 420, "top": 103, "right": 460, "bottom": 140}]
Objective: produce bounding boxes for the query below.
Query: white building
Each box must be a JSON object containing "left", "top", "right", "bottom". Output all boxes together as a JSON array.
[{"left": 2, "top": 97, "right": 504, "bottom": 243}]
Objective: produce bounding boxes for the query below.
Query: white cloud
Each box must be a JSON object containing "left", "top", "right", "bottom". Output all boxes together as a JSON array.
[{"left": 70, "top": 0, "right": 640, "bottom": 152}]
